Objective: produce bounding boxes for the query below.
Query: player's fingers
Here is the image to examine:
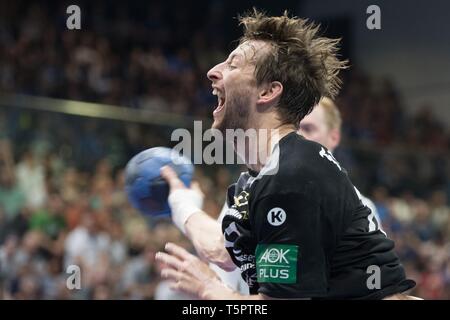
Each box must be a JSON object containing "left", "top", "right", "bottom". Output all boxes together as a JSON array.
[
  {"left": 160, "top": 268, "right": 189, "bottom": 282},
  {"left": 169, "top": 280, "right": 200, "bottom": 297},
  {"left": 160, "top": 166, "right": 185, "bottom": 190},
  {"left": 190, "top": 181, "right": 204, "bottom": 196},
  {"left": 162, "top": 269, "right": 201, "bottom": 298},
  {"left": 165, "top": 242, "right": 195, "bottom": 262},
  {"left": 155, "top": 251, "right": 183, "bottom": 270}
]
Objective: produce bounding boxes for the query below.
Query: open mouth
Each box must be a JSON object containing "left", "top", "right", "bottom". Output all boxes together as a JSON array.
[{"left": 212, "top": 88, "right": 226, "bottom": 116}]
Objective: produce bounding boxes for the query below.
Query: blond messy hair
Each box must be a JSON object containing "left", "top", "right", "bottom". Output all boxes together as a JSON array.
[
  {"left": 239, "top": 9, "right": 348, "bottom": 125},
  {"left": 319, "top": 97, "right": 342, "bottom": 132}
]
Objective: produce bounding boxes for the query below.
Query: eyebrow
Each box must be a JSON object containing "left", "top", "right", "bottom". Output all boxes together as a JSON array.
[{"left": 228, "top": 53, "right": 243, "bottom": 64}]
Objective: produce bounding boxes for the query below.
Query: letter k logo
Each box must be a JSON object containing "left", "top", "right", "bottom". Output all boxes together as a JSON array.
[{"left": 267, "top": 207, "right": 286, "bottom": 226}]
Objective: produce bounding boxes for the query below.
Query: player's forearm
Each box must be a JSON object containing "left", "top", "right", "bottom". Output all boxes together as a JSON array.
[
  {"left": 162, "top": 171, "right": 235, "bottom": 271},
  {"left": 185, "top": 211, "right": 236, "bottom": 271}
]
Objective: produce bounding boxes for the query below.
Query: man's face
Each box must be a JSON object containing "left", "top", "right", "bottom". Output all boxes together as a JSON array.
[
  {"left": 207, "top": 40, "right": 269, "bottom": 132},
  {"left": 299, "top": 104, "right": 339, "bottom": 151}
]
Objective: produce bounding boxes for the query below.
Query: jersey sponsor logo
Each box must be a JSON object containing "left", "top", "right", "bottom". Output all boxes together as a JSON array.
[
  {"left": 240, "top": 262, "right": 255, "bottom": 272},
  {"left": 231, "top": 190, "right": 250, "bottom": 220},
  {"left": 224, "top": 208, "right": 242, "bottom": 220},
  {"left": 256, "top": 244, "right": 298, "bottom": 283},
  {"left": 267, "top": 207, "right": 286, "bottom": 226},
  {"left": 235, "top": 253, "right": 255, "bottom": 263},
  {"left": 224, "top": 221, "right": 240, "bottom": 249}
]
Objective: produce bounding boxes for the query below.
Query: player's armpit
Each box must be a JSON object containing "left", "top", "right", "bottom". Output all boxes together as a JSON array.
[{"left": 185, "top": 211, "right": 236, "bottom": 271}]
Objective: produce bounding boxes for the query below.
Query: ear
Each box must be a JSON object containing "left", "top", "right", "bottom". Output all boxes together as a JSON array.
[
  {"left": 328, "top": 128, "right": 341, "bottom": 151},
  {"left": 256, "top": 81, "right": 283, "bottom": 106}
]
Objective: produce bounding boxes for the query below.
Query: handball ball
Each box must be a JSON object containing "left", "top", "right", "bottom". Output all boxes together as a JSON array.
[{"left": 125, "top": 147, "right": 193, "bottom": 217}]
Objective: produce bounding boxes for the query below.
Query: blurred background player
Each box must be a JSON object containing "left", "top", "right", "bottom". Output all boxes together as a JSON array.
[{"left": 299, "top": 97, "right": 384, "bottom": 232}]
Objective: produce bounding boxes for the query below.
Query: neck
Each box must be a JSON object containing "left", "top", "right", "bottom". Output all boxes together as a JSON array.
[{"left": 242, "top": 122, "right": 297, "bottom": 172}]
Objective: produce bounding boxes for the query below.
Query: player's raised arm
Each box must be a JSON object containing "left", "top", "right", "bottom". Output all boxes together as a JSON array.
[{"left": 160, "top": 166, "right": 236, "bottom": 271}]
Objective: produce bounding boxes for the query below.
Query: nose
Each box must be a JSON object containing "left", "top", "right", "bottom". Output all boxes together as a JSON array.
[{"left": 207, "top": 62, "right": 223, "bottom": 82}]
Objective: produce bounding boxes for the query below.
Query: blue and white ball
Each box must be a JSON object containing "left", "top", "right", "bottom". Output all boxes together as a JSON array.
[{"left": 125, "top": 147, "right": 193, "bottom": 217}]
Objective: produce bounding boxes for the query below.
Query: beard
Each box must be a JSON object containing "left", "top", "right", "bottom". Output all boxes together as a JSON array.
[{"left": 213, "top": 89, "right": 251, "bottom": 134}]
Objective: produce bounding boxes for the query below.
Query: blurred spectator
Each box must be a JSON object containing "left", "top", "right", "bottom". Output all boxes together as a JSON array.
[
  {"left": 15, "top": 151, "right": 47, "bottom": 209},
  {"left": 64, "top": 212, "right": 110, "bottom": 269},
  {"left": 0, "top": 140, "right": 25, "bottom": 220}
]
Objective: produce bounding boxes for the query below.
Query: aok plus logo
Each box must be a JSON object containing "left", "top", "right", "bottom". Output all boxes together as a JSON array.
[{"left": 256, "top": 244, "right": 298, "bottom": 284}]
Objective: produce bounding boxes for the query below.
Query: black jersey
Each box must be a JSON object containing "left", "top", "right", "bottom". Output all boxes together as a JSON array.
[{"left": 222, "top": 132, "right": 415, "bottom": 299}]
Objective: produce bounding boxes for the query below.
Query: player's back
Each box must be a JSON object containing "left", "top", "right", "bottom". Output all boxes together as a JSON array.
[
  {"left": 288, "top": 135, "right": 414, "bottom": 299},
  {"left": 245, "top": 132, "right": 415, "bottom": 299}
]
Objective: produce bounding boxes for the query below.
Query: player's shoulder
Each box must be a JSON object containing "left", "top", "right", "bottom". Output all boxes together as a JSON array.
[
  {"left": 264, "top": 132, "right": 340, "bottom": 181},
  {"left": 248, "top": 133, "right": 336, "bottom": 199},
  {"left": 279, "top": 131, "right": 329, "bottom": 166}
]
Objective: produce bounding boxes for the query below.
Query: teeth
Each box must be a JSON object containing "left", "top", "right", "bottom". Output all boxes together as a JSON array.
[
  {"left": 212, "top": 88, "right": 223, "bottom": 98},
  {"left": 212, "top": 88, "right": 225, "bottom": 106}
]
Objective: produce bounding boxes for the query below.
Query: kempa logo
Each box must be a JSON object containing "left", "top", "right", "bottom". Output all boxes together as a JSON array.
[
  {"left": 267, "top": 207, "right": 286, "bottom": 226},
  {"left": 256, "top": 244, "right": 298, "bottom": 284}
]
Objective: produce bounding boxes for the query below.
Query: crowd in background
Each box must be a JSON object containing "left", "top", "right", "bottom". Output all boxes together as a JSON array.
[{"left": 0, "top": 0, "right": 449, "bottom": 299}]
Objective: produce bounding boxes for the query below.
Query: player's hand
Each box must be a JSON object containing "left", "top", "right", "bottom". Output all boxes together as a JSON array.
[
  {"left": 155, "top": 242, "right": 235, "bottom": 300},
  {"left": 161, "top": 166, "right": 236, "bottom": 271},
  {"left": 160, "top": 166, "right": 204, "bottom": 233}
]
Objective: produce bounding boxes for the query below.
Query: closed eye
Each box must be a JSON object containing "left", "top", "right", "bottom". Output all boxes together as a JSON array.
[
  {"left": 227, "top": 62, "right": 237, "bottom": 70},
  {"left": 299, "top": 124, "right": 314, "bottom": 133}
]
